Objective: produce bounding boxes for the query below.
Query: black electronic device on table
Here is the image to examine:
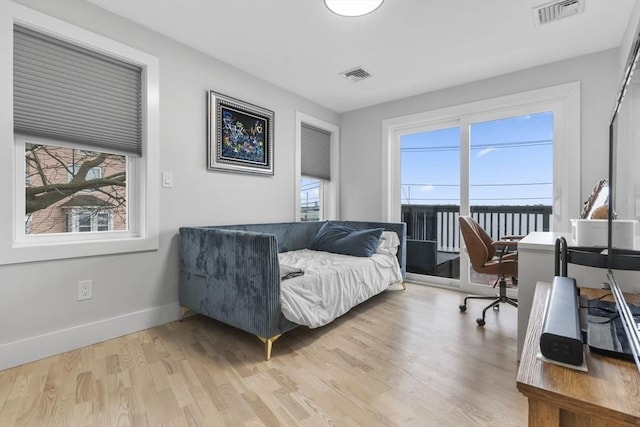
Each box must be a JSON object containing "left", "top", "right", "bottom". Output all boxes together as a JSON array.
[
  {"left": 549, "top": 239, "right": 640, "bottom": 372},
  {"left": 539, "top": 276, "right": 584, "bottom": 366}
]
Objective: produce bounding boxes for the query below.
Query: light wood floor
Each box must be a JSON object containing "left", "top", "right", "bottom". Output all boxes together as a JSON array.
[{"left": 0, "top": 284, "right": 528, "bottom": 426}]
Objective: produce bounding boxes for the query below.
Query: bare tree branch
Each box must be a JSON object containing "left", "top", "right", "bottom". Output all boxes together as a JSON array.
[{"left": 24, "top": 145, "right": 127, "bottom": 218}]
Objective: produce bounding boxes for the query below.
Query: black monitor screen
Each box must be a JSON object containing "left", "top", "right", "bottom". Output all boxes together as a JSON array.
[{"left": 608, "top": 28, "right": 640, "bottom": 270}]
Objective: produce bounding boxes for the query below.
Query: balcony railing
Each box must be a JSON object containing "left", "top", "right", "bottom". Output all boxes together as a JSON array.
[{"left": 402, "top": 204, "right": 552, "bottom": 253}]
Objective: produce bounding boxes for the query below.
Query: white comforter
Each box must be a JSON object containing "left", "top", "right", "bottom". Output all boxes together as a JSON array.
[{"left": 278, "top": 249, "right": 403, "bottom": 328}]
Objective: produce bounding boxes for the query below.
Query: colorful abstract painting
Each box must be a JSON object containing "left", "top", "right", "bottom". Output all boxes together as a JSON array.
[{"left": 208, "top": 91, "right": 274, "bottom": 175}]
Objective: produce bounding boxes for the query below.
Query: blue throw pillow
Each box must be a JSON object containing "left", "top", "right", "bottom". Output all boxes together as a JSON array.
[{"left": 308, "top": 222, "right": 384, "bottom": 257}]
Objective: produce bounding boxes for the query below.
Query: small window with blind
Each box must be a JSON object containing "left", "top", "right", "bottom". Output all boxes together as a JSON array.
[
  {"left": 13, "top": 25, "right": 139, "bottom": 240},
  {"left": 2, "top": 6, "right": 159, "bottom": 264},
  {"left": 300, "top": 123, "right": 331, "bottom": 221}
]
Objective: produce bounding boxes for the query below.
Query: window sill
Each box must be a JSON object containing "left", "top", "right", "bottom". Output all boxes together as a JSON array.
[{"left": 0, "top": 234, "right": 159, "bottom": 265}]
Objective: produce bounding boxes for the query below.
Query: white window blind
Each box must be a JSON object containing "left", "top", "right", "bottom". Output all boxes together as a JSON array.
[
  {"left": 301, "top": 123, "right": 331, "bottom": 181},
  {"left": 13, "top": 25, "right": 143, "bottom": 156}
]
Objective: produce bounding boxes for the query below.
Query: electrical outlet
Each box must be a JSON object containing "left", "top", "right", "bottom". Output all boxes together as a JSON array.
[{"left": 78, "top": 280, "right": 92, "bottom": 301}]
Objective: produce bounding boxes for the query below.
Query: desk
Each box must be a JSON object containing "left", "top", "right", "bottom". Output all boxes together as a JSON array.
[
  {"left": 517, "top": 232, "right": 571, "bottom": 359},
  {"left": 516, "top": 282, "right": 640, "bottom": 426}
]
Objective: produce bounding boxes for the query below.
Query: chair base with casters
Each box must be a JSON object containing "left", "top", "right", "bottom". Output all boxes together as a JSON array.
[
  {"left": 457, "top": 215, "right": 522, "bottom": 327},
  {"left": 458, "top": 277, "right": 518, "bottom": 326}
]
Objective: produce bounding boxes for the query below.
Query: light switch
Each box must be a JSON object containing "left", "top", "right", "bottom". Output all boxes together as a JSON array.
[{"left": 162, "top": 171, "right": 173, "bottom": 188}]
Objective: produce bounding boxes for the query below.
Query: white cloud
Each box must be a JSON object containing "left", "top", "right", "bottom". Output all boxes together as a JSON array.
[
  {"left": 419, "top": 185, "right": 435, "bottom": 192},
  {"left": 477, "top": 147, "right": 496, "bottom": 158}
]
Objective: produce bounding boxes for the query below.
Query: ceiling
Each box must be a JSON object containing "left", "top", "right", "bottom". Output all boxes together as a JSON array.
[{"left": 89, "top": 0, "right": 637, "bottom": 113}]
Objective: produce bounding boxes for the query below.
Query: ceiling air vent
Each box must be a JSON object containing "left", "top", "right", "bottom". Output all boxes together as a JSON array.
[
  {"left": 534, "top": 0, "right": 585, "bottom": 25},
  {"left": 340, "top": 66, "right": 372, "bottom": 83}
]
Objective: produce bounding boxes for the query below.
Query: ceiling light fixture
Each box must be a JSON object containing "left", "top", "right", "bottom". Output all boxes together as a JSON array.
[{"left": 324, "top": 0, "right": 384, "bottom": 17}]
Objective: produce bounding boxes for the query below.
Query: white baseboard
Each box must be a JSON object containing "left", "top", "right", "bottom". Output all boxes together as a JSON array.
[{"left": 0, "top": 302, "right": 180, "bottom": 371}]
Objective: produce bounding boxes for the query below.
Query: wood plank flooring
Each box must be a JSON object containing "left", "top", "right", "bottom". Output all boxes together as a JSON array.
[{"left": 0, "top": 284, "right": 528, "bottom": 426}]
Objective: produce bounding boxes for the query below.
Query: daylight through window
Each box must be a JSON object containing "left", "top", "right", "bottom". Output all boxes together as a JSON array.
[
  {"left": 2, "top": 4, "right": 159, "bottom": 264},
  {"left": 300, "top": 177, "right": 321, "bottom": 221},
  {"left": 24, "top": 143, "right": 127, "bottom": 235},
  {"left": 300, "top": 123, "right": 331, "bottom": 221}
]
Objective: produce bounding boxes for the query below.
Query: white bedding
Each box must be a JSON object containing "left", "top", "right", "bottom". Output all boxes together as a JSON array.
[{"left": 278, "top": 249, "right": 403, "bottom": 328}]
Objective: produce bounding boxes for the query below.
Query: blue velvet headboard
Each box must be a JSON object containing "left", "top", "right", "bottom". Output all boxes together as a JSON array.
[{"left": 204, "top": 220, "right": 406, "bottom": 277}]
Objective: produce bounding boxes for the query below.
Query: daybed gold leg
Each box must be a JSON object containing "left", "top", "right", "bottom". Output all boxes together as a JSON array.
[
  {"left": 257, "top": 334, "right": 282, "bottom": 360},
  {"left": 401, "top": 281, "right": 407, "bottom": 291}
]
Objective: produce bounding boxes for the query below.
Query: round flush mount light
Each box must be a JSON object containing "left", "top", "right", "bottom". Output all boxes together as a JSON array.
[{"left": 324, "top": 0, "right": 384, "bottom": 17}]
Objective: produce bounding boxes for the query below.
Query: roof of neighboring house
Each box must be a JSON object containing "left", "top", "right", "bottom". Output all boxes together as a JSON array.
[{"left": 60, "top": 194, "right": 115, "bottom": 208}]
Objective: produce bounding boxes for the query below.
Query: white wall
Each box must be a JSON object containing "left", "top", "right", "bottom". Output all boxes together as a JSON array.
[
  {"left": 0, "top": 0, "right": 338, "bottom": 370},
  {"left": 339, "top": 49, "right": 620, "bottom": 222},
  {"left": 618, "top": 0, "right": 640, "bottom": 74}
]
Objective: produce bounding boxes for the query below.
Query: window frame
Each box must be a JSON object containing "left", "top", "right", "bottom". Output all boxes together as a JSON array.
[
  {"left": 16, "top": 135, "right": 133, "bottom": 242},
  {"left": 300, "top": 175, "right": 323, "bottom": 221},
  {"left": 66, "top": 208, "right": 113, "bottom": 233},
  {"left": 381, "top": 82, "right": 581, "bottom": 234},
  {"left": 68, "top": 165, "right": 104, "bottom": 183},
  {"left": 0, "top": 1, "right": 159, "bottom": 264},
  {"left": 295, "top": 112, "right": 340, "bottom": 221}
]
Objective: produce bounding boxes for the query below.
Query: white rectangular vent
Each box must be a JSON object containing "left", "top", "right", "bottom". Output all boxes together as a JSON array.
[
  {"left": 534, "top": 0, "right": 585, "bottom": 25},
  {"left": 340, "top": 66, "right": 372, "bottom": 83}
]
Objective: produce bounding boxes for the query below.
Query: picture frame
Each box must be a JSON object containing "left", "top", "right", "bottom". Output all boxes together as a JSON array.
[{"left": 207, "top": 91, "right": 274, "bottom": 175}]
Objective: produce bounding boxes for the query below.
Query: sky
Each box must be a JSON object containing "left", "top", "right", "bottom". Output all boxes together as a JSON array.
[
  {"left": 400, "top": 111, "right": 553, "bottom": 206},
  {"left": 301, "top": 177, "right": 320, "bottom": 207}
]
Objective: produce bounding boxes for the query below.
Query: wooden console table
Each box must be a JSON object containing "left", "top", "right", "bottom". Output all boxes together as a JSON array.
[{"left": 517, "top": 281, "right": 640, "bottom": 426}]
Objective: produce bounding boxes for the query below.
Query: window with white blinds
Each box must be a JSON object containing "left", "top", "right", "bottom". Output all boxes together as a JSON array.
[
  {"left": 2, "top": 2, "right": 159, "bottom": 264},
  {"left": 301, "top": 123, "right": 331, "bottom": 181},
  {"left": 13, "top": 25, "right": 142, "bottom": 156}
]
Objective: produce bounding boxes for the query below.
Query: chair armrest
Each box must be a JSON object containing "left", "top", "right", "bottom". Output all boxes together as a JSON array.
[
  {"left": 492, "top": 240, "right": 518, "bottom": 248},
  {"left": 501, "top": 235, "right": 525, "bottom": 240}
]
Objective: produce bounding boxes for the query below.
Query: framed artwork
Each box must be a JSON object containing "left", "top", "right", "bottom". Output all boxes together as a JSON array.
[{"left": 207, "top": 91, "right": 274, "bottom": 175}]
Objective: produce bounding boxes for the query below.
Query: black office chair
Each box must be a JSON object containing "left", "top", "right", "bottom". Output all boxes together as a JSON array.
[{"left": 458, "top": 216, "right": 521, "bottom": 326}]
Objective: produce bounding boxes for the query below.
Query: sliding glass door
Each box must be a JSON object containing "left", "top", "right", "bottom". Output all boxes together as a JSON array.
[
  {"left": 465, "top": 112, "right": 553, "bottom": 293},
  {"left": 401, "top": 125, "right": 461, "bottom": 281},
  {"left": 400, "top": 111, "right": 554, "bottom": 292}
]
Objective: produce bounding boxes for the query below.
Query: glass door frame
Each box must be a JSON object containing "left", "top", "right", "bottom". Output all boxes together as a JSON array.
[
  {"left": 460, "top": 108, "right": 553, "bottom": 295},
  {"left": 382, "top": 83, "right": 580, "bottom": 291},
  {"left": 399, "top": 120, "right": 463, "bottom": 287}
]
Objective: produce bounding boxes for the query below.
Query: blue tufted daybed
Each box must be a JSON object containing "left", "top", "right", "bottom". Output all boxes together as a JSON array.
[{"left": 179, "top": 220, "right": 406, "bottom": 359}]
